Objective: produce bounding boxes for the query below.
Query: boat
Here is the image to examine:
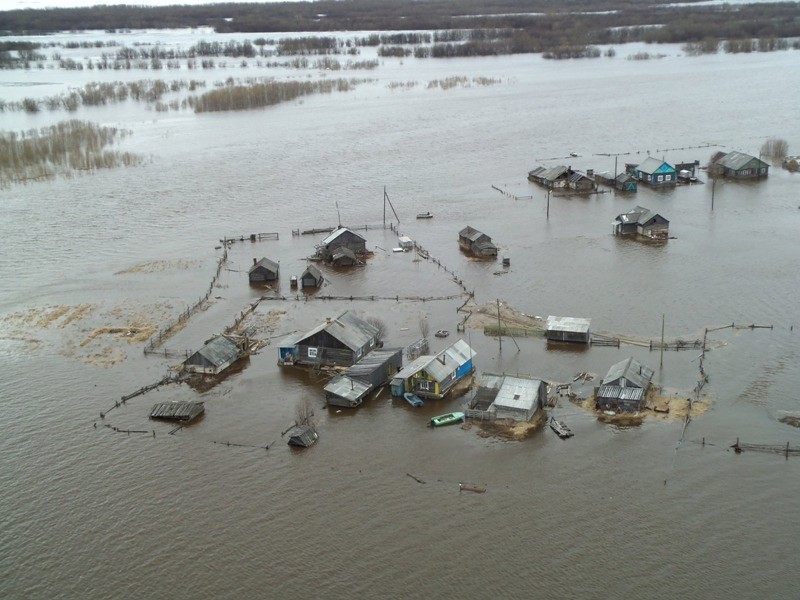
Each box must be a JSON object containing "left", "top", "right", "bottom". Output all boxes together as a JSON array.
[
  {"left": 416, "top": 211, "right": 433, "bottom": 219},
  {"left": 403, "top": 392, "right": 423, "bottom": 407},
  {"left": 430, "top": 411, "right": 465, "bottom": 427},
  {"left": 434, "top": 329, "right": 449, "bottom": 338},
  {"left": 549, "top": 417, "right": 574, "bottom": 439}
]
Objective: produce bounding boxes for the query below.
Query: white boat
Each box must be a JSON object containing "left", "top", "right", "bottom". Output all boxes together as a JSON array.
[{"left": 416, "top": 211, "right": 433, "bottom": 219}]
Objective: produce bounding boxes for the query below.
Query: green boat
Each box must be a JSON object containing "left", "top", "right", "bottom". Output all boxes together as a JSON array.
[{"left": 429, "top": 411, "right": 465, "bottom": 427}]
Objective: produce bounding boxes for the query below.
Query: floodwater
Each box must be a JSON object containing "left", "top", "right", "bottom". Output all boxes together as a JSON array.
[{"left": 2, "top": 30, "right": 800, "bottom": 599}]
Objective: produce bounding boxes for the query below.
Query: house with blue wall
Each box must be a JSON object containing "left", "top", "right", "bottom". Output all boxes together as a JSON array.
[{"left": 630, "top": 157, "right": 676, "bottom": 187}]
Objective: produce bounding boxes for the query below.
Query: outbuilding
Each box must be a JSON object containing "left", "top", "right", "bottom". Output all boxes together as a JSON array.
[
  {"left": 458, "top": 226, "right": 497, "bottom": 257},
  {"left": 595, "top": 357, "right": 654, "bottom": 413},
  {"left": 301, "top": 264, "right": 324, "bottom": 288},
  {"left": 546, "top": 316, "right": 591, "bottom": 344},
  {"left": 324, "top": 348, "right": 403, "bottom": 407},
  {"left": 183, "top": 335, "right": 245, "bottom": 375},
  {"left": 248, "top": 257, "right": 279, "bottom": 283},
  {"left": 466, "top": 373, "right": 546, "bottom": 422}
]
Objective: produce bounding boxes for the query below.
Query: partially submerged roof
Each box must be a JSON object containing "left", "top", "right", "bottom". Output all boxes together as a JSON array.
[
  {"left": 547, "top": 316, "right": 590, "bottom": 333},
  {"left": 331, "top": 247, "right": 357, "bottom": 261},
  {"left": 459, "top": 225, "right": 489, "bottom": 242},
  {"left": 636, "top": 157, "right": 675, "bottom": 174},
  {"left": 344, "top": 348, "right": 402, "bottom": 379},
  {"left": 615, "top": 205, "right": 667, "bottom": 226},
  {"left": 302, "top": 264, "right": 323, "bottom": 279},
  {"left": 321, "top": 227, "right": 366, "bottom": 246}
]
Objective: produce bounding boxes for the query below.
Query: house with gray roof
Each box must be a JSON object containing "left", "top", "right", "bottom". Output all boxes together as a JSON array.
[
  {"left": 466, "top": 373, "right": 546, "bottom": 422},
  {"left": 546, "top": 316, "right": 591, "bottom": 344},
  {"left": 630, "top": 157, "right": 677, "bottom": 186},
  {"left": 390, "top": 339, "right": 476, "bottom": 399},
  {"left": 595, "top": 357, "right": 654, "bottom": 413},
  {"left": 289, "top": 310, "right": 380, "bottom": 367},
  {"left": 183, "top": 335, "right": 245, "bottom": 375},
  {"left": 324, "top": 348, "right": 403, "bottom": 407},
  {"left": 319, "top": 227, "right": 367, "bottom": 261},
  {"left": 709, "top": 150, "right": 769, "bottom": 179},
  {"left": 248, "top": 257, "right": 279, "bottom": 283},
  {"left": 528, "top": 165, "right": 569, "bottom": 189},
  {"left": 301, "top": 264, "right": 324, "bottom": 288},
  {"left": 458, "top": 226, "right": 497, "bottom": 257},
  {"left": 612, "top": 205, "right": 669, "bottom": 239}
]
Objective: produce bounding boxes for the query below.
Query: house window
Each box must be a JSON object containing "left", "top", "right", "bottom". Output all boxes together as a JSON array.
[
  {"left": 307, "top": 347, "right": 318, "bottom": 358},
  {"left": 418, "top": 380, "right": 431, "bottom": 391},
  {"left": 665, "top": 174, "right": 671, "bottom": 181},
  {"left": 657, "top": 175, "right": 664, "bottom": 182}
]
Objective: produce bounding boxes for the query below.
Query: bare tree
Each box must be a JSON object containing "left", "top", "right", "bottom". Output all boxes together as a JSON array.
[
  {"left": 419, "top": 315, "right": 430, "bottom": 339},
  {"left": 365, "top": 316, "right": 387, "bottom": 344},
  {"left": 295, "top": 396, "right": 314, "bottom": 426},
  {"left": 761, "top": 137, "right": 789, "bottom": 159}
]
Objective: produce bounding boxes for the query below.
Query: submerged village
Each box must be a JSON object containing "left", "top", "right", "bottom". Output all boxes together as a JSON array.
[{"left": 104, "top": 144, "right": 797, "bottom": 459}]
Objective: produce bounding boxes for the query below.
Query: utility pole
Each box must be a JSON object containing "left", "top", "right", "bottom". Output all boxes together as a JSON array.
[
  {"left": 660, "top": 314, "right": 665, "bottom": 368},
  {"left": 711, "top": 178, "right": 716, "bottom": 211},
  {"left": 496, "top": 299, "right": 503, "bottom": 352},
  {"left": 546, "top": 189, "right": 551, "bottom": 220}
]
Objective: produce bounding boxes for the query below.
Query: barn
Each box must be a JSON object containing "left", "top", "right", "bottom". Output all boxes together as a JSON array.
[{"left": 248, "top": 257, "right": 279, "bottom": 283}]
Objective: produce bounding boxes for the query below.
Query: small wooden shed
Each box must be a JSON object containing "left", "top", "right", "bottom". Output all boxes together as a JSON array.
[
  {"left": 301, "top": 264, "right": 324, "bottom": 288},
  {"left": 183, "top": 335, "right": 245, "bottom": 375},
  {"left": 546, "top": 316, "right": 591, "bottom": 344},
  {"left": 248, "top": 257, "right": 279, "bottom": 283},
  {"left": 458, "top": 226, "right": 497, "bottom": 257}
]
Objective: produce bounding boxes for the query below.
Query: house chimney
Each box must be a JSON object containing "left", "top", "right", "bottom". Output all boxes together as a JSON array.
[{"left": 253, "top": 258, "right": 257, "bottom": 265}]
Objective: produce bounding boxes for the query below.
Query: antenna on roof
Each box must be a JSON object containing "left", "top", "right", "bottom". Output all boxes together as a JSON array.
[{"left": 335, "top": 201, "right": 341, "bottom": 228}]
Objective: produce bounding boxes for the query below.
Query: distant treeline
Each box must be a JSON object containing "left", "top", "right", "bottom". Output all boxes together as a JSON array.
[{"left": 2, "top": 0, "right": 800, "bottom": 55}]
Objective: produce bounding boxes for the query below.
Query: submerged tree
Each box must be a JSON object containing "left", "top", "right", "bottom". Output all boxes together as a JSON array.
[
  {"left": 295, "top": 396, "right": 314, "bottom": 426},
  {"left": 366, "top": 317, "right": 387, "bottom": 345},
  {"left": 761, "top": 137, "right": 789, "bottom": 159}
]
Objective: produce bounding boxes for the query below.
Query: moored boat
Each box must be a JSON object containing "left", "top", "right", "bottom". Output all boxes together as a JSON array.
[
  {"left": 416, "top": 211, "right": 433, "bottom": 219},
  {"left": 403, "top": 392, "right": 423, "bottom": 407},
  {"left": 549, "top": 417, "right": 573, "bottom": 439},
  {"left": 430, "top": 411, "right": 465, "bottom": 427}
]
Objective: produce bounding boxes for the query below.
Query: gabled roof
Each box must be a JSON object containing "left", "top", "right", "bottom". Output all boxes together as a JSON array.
[
  {"left": 331, "top": 247, "right": 356, "bottom": 261},
  {"left": 188, "top": 335, "right": 241, "bottom": 367},
  {"left": 459, "top": 225, "right": 489, "bottom": 242},
  {"left": 298, "top": 310, "right": 378, "bottom": 351},
  {"left": 712, "top": 150, "right": 768, "bottom": 170},
  {"left": 424, "top": 339, "right": 475, "bottom": 382},
  {"left": 393, "top": 354, "right": 435, "bottom": 380},
  {"left": 321, "top": 227, "right": 366, "bottom": 246},
  {"left": 541, "top": 165, "right": 568, "bottom": 181},
  {"left": 602, "top": 357, "right": 654, "bottom": 389},
  {"left": 302, "top": 264, "right": 323, "bottom": 279},
  {"left": 249, "top": 257, "right": 279, "bottom": 274},
  {"left": 568, "top": 170, "right": 593, "bottom": 183},
  {"left": 547, "top": 316, "right": 590, "bottom": 333},
  {"left": 636, "top": 157, "right": 675, "bottom": 174},
  {"left": 615, "top": 205, "right": 667, "bottom": 226}
]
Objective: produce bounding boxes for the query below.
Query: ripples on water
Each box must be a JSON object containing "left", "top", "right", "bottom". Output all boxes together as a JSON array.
[{"left": 1, "top": 32, "right": 800, "bottom": 599}]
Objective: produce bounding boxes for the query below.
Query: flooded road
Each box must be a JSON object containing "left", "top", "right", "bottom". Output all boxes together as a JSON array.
[{"left": 1, "top": 30, "right": 800, "bottom": 598}]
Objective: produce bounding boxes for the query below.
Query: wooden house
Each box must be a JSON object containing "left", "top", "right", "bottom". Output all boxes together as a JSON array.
[
  {"left": 595, "top": 357, "right": 654, "bottom": 413},
  {"left": 708, "top": 151, "right": 769, "bottom": 179},
  {"left": 528, "top": 165, "right": 569, "bottom": 189},
  {"left": 319, "top": 227, "right": 367, "bottom": 261},
  {"left": 391, "top": 339, "right": 476, "bottom": 399},
  {"left": 183, "top": 335, "right": 246, "bottom": 375},
  {"left": 301, "top": 264, "right": 324, "bottom": 288},
  {"left": 567, "top": 168, "right": 597, "bottom": 191},
  {"left": 289, "top": 310, "right": 380, "bottom": 368},
  {"left": 612, "top": 205, "right": 669, "bottom": 239},
  {"left": 330, "top": 247, "right": 358, "bottom": 267},
  {"left": 458, "top": 226, "right": 497, "bottom": 257},
  {"left": 248, "top": 257, "right": 279, "bottom": 283},
  {"left": 546, "top": 316, "right": 591, "bottom": 344},
  {"left": 596, "top": 172, "right": 637, "bottom": 192},
  {"left": 630, "top": 157, "right": 677, "bottom": 186},
  {"left": 324, "top": 348, "right": 403, "bottom": 407}
]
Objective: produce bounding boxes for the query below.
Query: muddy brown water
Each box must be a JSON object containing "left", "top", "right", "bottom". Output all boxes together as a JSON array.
[{"left": 1, "top": 30, "right": 800, "bottom": 598}]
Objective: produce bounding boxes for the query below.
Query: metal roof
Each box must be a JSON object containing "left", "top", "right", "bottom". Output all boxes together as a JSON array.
[
  {"left": 459, "top": 226, "right": 490, "bottom": 242},
  {"left": 189, "top": 335, "right": 241, "bottom": 367},
  {"left": 546, "top": 316, "right": 591, "bottom": 334},
  {"left": 324, "top": 374, "right": 371, "bottom": 402},
  {"left": 331, "top": 247, "right": 356, "bottom": 260},
  {"left": 713, "top": 150, "right": 766, "bottom": 170},
  {"left": 424, "top": 339, "right": 475, "bottom": 382},
  {"left": 321, "top": 227, "right": 366, "bottom": 246},
  {"left": 615, "top": 206, "right": 666, "bottom": 226},
  {"left": 541, "top": 165, "right": 568, "bottom": 181},
  {"left": 636, "top": 157, "right": 674, "bottom": 174},
  {"left": 597, "top": 385, "right": 643, "bottom": 402},
  {"left": 278, "top": 331, "right": 304, "bottom": 349},
  {"left": 492, "top": 375, "right": 542, "bottom": 412},
  {"left": 299, "top": 310, "right": 378, "bottom": 351},
  {"left": 249, "top": 257, "right": 278, "bottom": 274},
  {"left": 602, "top": 357, "right": 654, "bottom": 389},
  {"left": 393, "top": 355, "right": 435, "bottom": 380},
  {"left": 344, "top": 348, "right": 402, "bottom": 379}
]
